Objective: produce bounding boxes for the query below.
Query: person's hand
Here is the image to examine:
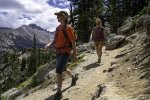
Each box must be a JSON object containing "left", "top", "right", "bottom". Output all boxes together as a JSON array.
[
  {"left": 45, "top": 43, "right": 50, "bottom": 48},
  {"left": 89, "top": 37, "right": 92, "bottom": 42},
  {"left": 45, "top": 42, "right": 51, "bottom": 50}
]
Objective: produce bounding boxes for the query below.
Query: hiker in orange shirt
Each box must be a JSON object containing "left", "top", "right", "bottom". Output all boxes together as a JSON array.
[{"left": 45, "top": 11, "right": 78, "bottom": 99}]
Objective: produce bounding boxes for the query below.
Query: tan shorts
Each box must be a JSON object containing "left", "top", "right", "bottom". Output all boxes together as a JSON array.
[{"left": 94, "top": 41, "right": 104, "bottom": 49}]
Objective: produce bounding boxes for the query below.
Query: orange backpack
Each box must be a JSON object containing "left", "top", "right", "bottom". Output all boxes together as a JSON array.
[
  {"left": 64, "top": 25, "right": 77, "bottom": 40},
  {"left": 55, "top": 25, "right": 77, "bottom": 49},
  {"left": 63, "top": 25, "right": 77, "bottom": 48}
]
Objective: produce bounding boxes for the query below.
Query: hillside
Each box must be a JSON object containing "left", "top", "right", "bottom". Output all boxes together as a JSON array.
[
  {"left": 0, "top": 24, "right": 55, "bottom": 96},
  {"left": 16, "top": 26, "right": 150, "bottom": 100}
]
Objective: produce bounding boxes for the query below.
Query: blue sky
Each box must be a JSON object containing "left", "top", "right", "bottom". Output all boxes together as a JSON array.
[{"left": 0, "top": 0, "right": 70, "bottom": 31}]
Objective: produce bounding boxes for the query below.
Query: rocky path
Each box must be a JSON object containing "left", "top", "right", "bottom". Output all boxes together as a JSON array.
[{"left": 18, "top": 46, "right": 133, "bottom": 100}]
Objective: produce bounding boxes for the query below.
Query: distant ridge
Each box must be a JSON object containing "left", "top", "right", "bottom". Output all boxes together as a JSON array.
[{"left": 0, "top": 24, "right": 54, "bottom": 53}]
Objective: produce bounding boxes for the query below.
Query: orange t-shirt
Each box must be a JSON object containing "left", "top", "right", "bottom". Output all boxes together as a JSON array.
[{"left": 54, "top": 25, "right": 75, "bottom": 54}]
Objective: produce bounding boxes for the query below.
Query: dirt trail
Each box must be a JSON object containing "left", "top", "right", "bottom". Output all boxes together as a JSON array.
[{"left": 18, "top": 45, "right": 134, "bottom": 100}]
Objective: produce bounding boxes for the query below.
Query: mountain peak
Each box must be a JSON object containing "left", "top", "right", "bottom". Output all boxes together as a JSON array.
[{"left": 28, "top": 24, "right": 46, "bottom": 31}]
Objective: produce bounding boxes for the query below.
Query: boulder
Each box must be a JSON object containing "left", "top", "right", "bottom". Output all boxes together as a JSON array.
[
  {"left": 34, "top": 60, "right": 56, "bottom": 84},
  {"left": 106, "top": 34, "right": 126, "bottom": 50},
  {"left": 77, "top": 42, "right": 94, "bottom": 53},
  {"left": 137, "top": 14, "right": 150, "bottom": 27},
  {"left": 1, "top": 88, "right": 22, "bottom": 100},
  {"left": 143, "top": 17, "right": 150, "bottom": 35},
  {"left": 117, "top": 17, "right": 135, "bottom": 35},
  {"left": 92, "top": 84, "right": 104, "bottom": 100},
  {"left": 104, "top": 22, "right": 112, "bottom": 35}
]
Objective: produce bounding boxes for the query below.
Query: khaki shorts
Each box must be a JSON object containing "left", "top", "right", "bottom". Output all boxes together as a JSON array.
[{"left": 94, "top": 41, "right": 104, "bottom": 48}]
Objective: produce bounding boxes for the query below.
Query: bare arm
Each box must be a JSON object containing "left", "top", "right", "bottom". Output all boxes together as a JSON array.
[
  {"left": 90, "top": 31, "right": 93, "bottom": 40},
  {"left": 71, "top": 40, "right": 77, "bottom": 61},
  {"left": 45, "top": 40, "right": 55, "bottom": 49}
]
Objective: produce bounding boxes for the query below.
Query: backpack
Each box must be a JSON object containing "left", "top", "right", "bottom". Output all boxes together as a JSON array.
[{"left": 63, "top": 25, "right": 77, "bottom": 48}]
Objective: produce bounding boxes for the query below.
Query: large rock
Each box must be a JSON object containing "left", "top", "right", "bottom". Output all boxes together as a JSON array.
[
  {"left": 117, "top": 17, "right": 135, "bottom": 35},
  {"left": 34, "top": 60, "right": 56, "bottom": 84},
  {"left": 143, "top": 17, "right": 150, "bottom": 35},
  {"left": 106, "top": 34, "right": 126, "bottom": 50},
  {"left": 104, "top": 22, "right": 112, "bottom": 35},
  {"left": 92, "top": 84, "right": 104, "bottom": 100},
  {"left": 1, "top": 88, "right": 22, "bottom": 100},
  {"left": 137, "top": 14, "right": 150, "bottom": 27},
  {"left": 77, "top": 42, "right": 94, "bottom": 53}
]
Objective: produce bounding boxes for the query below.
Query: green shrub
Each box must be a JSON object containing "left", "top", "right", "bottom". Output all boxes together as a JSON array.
[{"left": 1, "top": 96, "right": 6, "bottom": 100}]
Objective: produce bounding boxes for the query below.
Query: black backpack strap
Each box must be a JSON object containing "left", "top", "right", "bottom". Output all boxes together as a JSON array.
[
  {"left": 63, "top": 25, "right": 72, "bottom": 48},
  {"left": 63, "top": 25, "right": 68, "bottom": 40}
]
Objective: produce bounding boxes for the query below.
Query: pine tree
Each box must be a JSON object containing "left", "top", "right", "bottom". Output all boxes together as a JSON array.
[
  {"left": 21, "top": 58, "right": 26, "bottom": 71},
  {"left": 104, "top": 0, "right": 148, "bottom": 33},
  {"left": 27, "top": 35, "right": 37, "bottom": 77},
  {"left": 68, "top": 0, "right": 148, "bottom": 38},
  {"left": 37, "top": 48, "right": 41, "bottom": 66},
  {"left": 69, "top": 0, "right": 104, "bottom": 42}
]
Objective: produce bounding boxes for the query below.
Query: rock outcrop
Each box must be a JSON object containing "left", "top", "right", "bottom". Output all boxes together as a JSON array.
[
  {"left": 1, "top": 88, "right": 22, "bottom": 100},
  {"left": 117, "top": 17, "right": 135, "bottom": 35},
  {"left": 106, "top": 34, "right": 126, "bottom": 50},
  {"left": 137, "top": 14, "right": 150, "bottom": 28}
]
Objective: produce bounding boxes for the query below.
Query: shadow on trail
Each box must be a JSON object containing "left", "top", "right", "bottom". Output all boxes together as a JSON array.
[
  {"left": 45, "top": 86, "right": 72, "bottom": 100},
  {"left": 83, "top": 62, "right": 100, "bottom": 70}
]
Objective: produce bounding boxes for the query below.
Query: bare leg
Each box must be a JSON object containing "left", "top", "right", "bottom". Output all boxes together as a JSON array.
[
  {"left": 98, "top": 41, "right": 103, "bottom": 60},
  {"left": 63, "top": 68, "right": 78, "bottom": 86},
  {"left": 94, "top": 41, "right": 99, "bottom": 59},
  {"left": 56, "top": 73, "right": 63, "bottom": 91},
  {"left": 54, "top": 69, "right": 73, "bottom": 91},
  {"left": 63, "top": 68, "right": 73, "bottom": 78}
]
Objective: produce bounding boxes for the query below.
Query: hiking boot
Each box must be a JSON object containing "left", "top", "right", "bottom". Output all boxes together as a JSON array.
[
  {"left": 53, "top": 91, "right": 62, "bottom": 100},
  {"left": 97, "top": 58, "right": 101, "bottom": 63},
  {"left": 71, "top": 74, "right": 78, "bottom": 86}
]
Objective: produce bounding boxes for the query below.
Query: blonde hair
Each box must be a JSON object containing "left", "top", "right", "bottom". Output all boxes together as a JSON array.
[{"left": 96, "top": 18, "right": 102, "bottom": 25}]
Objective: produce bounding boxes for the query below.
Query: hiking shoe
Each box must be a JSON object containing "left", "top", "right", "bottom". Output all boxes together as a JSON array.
[
  {"left": 71, "top": 74, "right": 78, "bottom": 86},
  {"left": 53, "top": 91, "right": 62, "bottom": 100},
  {"left": 97, "top": 58, "right": 101, "bottom": 63}
]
